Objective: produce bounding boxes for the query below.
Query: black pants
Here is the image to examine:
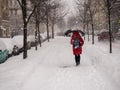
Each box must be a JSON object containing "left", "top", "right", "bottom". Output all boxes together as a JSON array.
[{"left": 75, "top": 55, "right": 80, "bottom": 65}]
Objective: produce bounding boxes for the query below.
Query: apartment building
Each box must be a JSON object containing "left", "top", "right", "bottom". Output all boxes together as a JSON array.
[
  {"left": 0, "top": 0, "right": 10, "bottom": 37},
  {"left": 94, "top": 0, "right": 106, "bottom": 30},
  {"left": 84, "top": 0, "right": 107, "bottom": 30},
  {"left": 9, "top": 0, "right": 36, "bottom": 37}
]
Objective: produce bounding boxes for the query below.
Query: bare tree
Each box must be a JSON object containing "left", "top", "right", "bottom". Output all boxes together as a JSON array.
[
  {"left": 57, "top": 18, "right": 66, "bottom": 33},
  {"left": 86, "top": 0, "right": 99, "bottom": 44},
  {"left": 49, "top": 1, "right": 60, "bottom": 39},
  {"left": 38, "top": 0, "right": 52, "bottom": 42},
  {"left": 31, "top": 0, "right": 47, "bottom": 49},
  {"left": 17, "top": 0, "right": 36, "bottom": 59},
  {"left": 40, "top": 0, "right": 67, "bottom": 41},
  {"left": 49, "top": 0, "right": 67, "bottom": 38},
  {"left": 76, "top": 0, "right": 95, "bottom": 42},
  {"left": 103, "top": 0, "right": 117, "bottom": 53},
  {"left": 76, "top": 0, "right": 86, "bottom": 39},
  {"left": 67, "top": 16, "right": 77, "bottom": 29},
  {"left": 49, "top": 1, "right": 61, "bottom": 39}
]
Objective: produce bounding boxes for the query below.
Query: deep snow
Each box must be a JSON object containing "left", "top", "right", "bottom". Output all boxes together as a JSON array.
[{"left": 0, "top": 36, "right": 120, "bottom": 90}]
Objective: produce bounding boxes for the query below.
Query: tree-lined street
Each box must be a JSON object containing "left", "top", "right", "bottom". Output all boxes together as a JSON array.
[
  {"left": 0, "top": 36, "right": 120, "bottom": 90},
  {"left": 0, "top": 0, "right": 120, "bottom": 90}
]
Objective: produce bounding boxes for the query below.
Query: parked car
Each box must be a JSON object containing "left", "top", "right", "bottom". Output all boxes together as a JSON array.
[
  {"left": 40, "top": 33, "right": 47, "bottom": 42},
  {"left": 28, "top": 35, "right": 36, "bottom": 47},
  {"left": 12, "top": 35, "right": 32, "bottom": 53},
  {"left": 94, "top": 30, "right": 100, "bottom": 36},
  {"left": 0, "top": 50, "right": 8, "bottom": 64},
  {"left": 28, "top": 34, "right": 47, "bottom": 47},
  {"left": 98, "top": 30, "right": 114, "bottom": 41},
  {"left": 115, "top": 31, "right": 120, "bottom": 40}
]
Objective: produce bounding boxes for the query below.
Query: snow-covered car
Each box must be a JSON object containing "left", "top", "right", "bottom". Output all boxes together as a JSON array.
[
  {"left": 28, "top": 35, "right": 36, "bottom": 47},
  {"left": 0, "top": 38, "right": 13, "bottom": 57},
  {"left": 98, "top": 30, "right": 114, "bottom": 41},
  {"left": 0, "top": 50, "right": 8, "bottom": 64},
  {"left": 94, "top": 30, "right": 100, "bottom": 36},
  {"left": 28, "top": 34, "right": 47, "bottom": 47},
  {"left": 12, "top": 35, "right": 24, "bottom": 53},
  {"left": 115, "top": 31, "right": 120, "bottom": 40},
  {"left": 40, "top": 33, "right": 47, "bottom": 42},
  {"left": 12, "top": 35, "right": 23, "bottom": 48},
  {"left": 12, "top": 35, "right": 32, "bottom": 53}
]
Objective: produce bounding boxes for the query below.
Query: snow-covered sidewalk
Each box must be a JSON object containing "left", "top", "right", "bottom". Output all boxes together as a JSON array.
[{"left": 0, "top": 36, "right": 119, "bottom": 90}]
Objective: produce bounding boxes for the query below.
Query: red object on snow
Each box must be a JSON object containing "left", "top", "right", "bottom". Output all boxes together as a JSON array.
[{"left": 70, "top": 31, "right": 84, "bottom": 55}]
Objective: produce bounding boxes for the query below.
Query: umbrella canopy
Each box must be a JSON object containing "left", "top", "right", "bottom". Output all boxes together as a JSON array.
[
  {"left": 64, "top": 29, "right": 72, "bottom": 36},
  {"left": 64, "top": 29, "right": 85, "bottom": 36}
]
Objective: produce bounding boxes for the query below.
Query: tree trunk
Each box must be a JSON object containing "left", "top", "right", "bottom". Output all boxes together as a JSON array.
[
  {"left": 91, "top": 22, "right": 94, "bottom": 44},
  {"left": 90, "top": 13, "right": 94, "bottom": 44},
  {"left": 46, "top": 13, "right": 49, "bottom": 42},
  {"left": 35, "top": 14, "right": 38, "bottom": 50},
  {"left": 89, "top": 8, "right": 95, "bottom": 44},
  {"left": 107, "top": 0, "right": 112, "bottom": 53},
  {"left": 52, "top": 23, "right": 54, "bottom": 39},
  {"left": 35, "top": 24, "right": 38, "bottom": 50},
  {"left": 23, "top": 23, "right": 27, "bottom": 59},
  {"left": 87, "top": 22, "right": 90, "bottom": 41},
  {"left": 83, "top": 23, "right": 86, "bottom": 40},
  {"left": 22, "top": 0, "right": 27, "bottom": 59},
  {"left": 38, "top": 22, "right": 42, "bottom": 47}
]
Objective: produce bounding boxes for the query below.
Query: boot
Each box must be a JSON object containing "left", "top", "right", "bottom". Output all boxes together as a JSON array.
[{"left": 76, "top": 62, "right": 80, "bottom": 66}]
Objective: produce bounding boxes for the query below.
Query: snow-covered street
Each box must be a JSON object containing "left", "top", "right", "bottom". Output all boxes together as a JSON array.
[{"left": 0, "top": 36, "right": 120, "bottom": 90}]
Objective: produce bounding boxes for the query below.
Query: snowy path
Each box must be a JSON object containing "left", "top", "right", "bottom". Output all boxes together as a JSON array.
[
  {"left": 21, "top": 37, "right": 119, "bottom": 90},
  {"left": 0, "top": 37, "right": 119, "bottom": 90}
]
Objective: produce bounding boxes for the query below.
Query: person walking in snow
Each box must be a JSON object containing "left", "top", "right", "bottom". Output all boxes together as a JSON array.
[{"left": 70, "top": 31, "right": 84, "bottom": 66}]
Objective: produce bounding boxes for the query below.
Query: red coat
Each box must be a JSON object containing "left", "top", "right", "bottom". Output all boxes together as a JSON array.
[{"left": 70, "top": 31, "right": 84, "bottom": 55}]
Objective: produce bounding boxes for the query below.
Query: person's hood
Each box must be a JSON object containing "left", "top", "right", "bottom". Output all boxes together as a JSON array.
[{"left": 73, "top": 31, "right": 80, "bottom": 37}]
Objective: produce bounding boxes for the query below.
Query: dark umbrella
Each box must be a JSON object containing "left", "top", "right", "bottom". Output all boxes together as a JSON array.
[
  {"left": 64, "top": 29, "right": 72, "bottom": 36},
  {"left": 64, "top": 29, "right": 85, "bottom": 36}
]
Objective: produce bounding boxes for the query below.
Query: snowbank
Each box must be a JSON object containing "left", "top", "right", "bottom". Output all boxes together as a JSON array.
[
  {"left": 0, "top": 38, "right": 13, "bottom": 53},
  {"left": 28, "top": 34, "right": 47, "bottom": 42},
  {"left": 12, "top": 35, "right": 23, "bottom": 48},
  {"left": 40, "top": 33, "right": 47, "bottom": 41},
  {"left": 0, "top": 36, "right": 120, "bottom": 90},
  {"left": 84, "top": 36, "right": 120, "bottom": 86}
]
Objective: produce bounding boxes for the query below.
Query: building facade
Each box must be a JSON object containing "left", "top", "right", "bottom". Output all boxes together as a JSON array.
[
  {"left": 0, "top": 0, "right": 10, "bottom": 37},
  {"left": 0, "top": 0, "right": 47, "bottom": 37},
  {"left": 9, "top": 0, "right": 23, "bottom": 37},
  {"left": 93, "top": 0, "right": 106, "bottom": 30},
  {"left": 9, "top": 0, "right": 36, "bottom": 37},
  {"left": 84, "top": 0, "right": 107, "bottom": 31}
]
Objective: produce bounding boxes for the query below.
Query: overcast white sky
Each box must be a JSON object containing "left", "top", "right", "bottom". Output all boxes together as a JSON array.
[
  {"left": 62, "top": 0, "right": 84, "bottom": 18},
  {"left": 61, "top": 0, "right": 77, "bottom": 20},
  {"left": 64, "top": 0, "right": 76, "bottom": 14}
]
